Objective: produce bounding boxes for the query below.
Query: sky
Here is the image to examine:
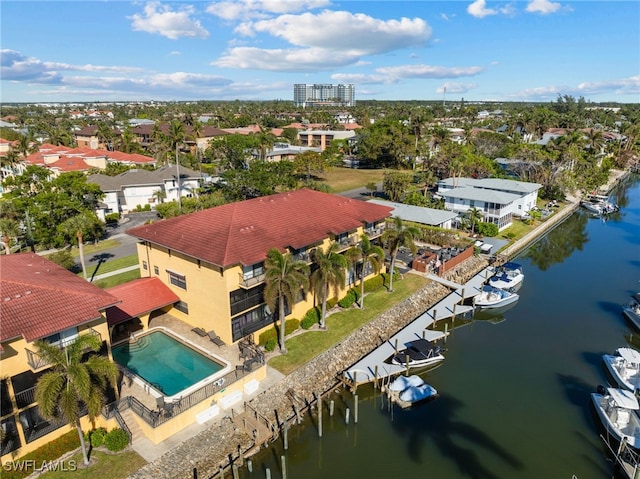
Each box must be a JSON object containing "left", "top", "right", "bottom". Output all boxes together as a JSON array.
[{"left": 1, "top": 0, "right": 639, "bottom": 104}]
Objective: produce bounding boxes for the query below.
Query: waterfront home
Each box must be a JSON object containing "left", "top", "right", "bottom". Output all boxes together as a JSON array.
[
  {"left": 367, "top": 199, "right": 458, "bottom": 229},
  {"left": 437, "top": 177, "right": 542, "bottom": 230},
  {"left": 126, "top": 189, "right": 393, "bottom": 345},
  {"left": 0, "top": 254, "right": 119, "bottom": 462}
]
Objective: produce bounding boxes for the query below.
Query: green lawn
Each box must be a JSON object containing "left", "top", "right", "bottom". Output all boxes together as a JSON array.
[
  {"left": 92, "top": 269, "right": 141, "bottom": 289},
  {"left": 81, "top": 255, "right": 139, "bottom": 278},
  {"left": 37, "top": 448, "right": 147, "bottom": 479},
  {"left": 319, "top": 168, "right": 386, "bottom": 193},
  {"left": 268, "top": 274, "right": 429, "bottom": 375},
  {"left": 69, "top": 239, "right": 121, "bottom": 258}
]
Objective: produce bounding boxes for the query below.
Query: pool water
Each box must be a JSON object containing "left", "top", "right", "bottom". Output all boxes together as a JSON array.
[{"left": 112, "top": 330, "right": 224, "bottom": 396}]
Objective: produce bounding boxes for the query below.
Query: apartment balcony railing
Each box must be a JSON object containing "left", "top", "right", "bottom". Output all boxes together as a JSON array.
[
  {"left": 238, "top": 272, "right": 266, "bottom": 289},
  {"left": 335, "top": 236, "right": 358, "bottom": 251},
  {"left": 14, "top": 386, "right": 37, "bottom": 409},
  {"left": 25, "top": 328, "right": 102, "bottom": 371},
  {"left": 365, "top": 226, "right": 385, "bottom": 238}
]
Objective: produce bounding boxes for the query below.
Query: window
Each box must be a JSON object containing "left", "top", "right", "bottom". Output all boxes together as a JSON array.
[
  {"left": 154, "top": 266, "right": 159, "bottom": 275},
  {"left": 43, "top": 327, "right": 78, "bottom": 348},
  {"left": 142, "top": 261, "right": 148, "bottom": 270},
  {"left": 175, "top": 301, "right": 189, "bottom": 314},
  {"left": 167, "top": 270, "right": 187, "bottom": 290},
  {"left": 242, "top": 263, "right": 264, "bottom": 281},
  {"left": 230, "top": 285, "right": 265, "bottom": 316}
]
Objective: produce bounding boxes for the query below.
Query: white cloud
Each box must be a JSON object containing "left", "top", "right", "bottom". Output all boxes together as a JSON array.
[
  {"left": 526, "top": 0, "right": 562, "bottom": 14},
  {"left": 129, "top": 2, "right": 209, "bottom": 40},
  {"left": 206, "top": 0, "right": 331, "bottom": 21},
  {"left": 237, "top": 11, "right": 430, "bottom": 53},
  {"left": 506, "top": 76, "right": 640, "bottom": 101},
  {"left": 576, "top": 76, "right": 640, "bottom": 96},
  {"left": 467, "top": 0, "right": 497, "bottom": 18},
  {"left": 376, "top": 64, "right": 483, "bottom": 80},
  {"left": 436, "top": 82, "right": 477, "bottom": 94},
  {"left": 214, "top": 47, "right": 359, "bottom": 71}
]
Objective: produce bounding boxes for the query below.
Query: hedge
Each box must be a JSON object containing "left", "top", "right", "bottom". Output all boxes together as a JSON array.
[
  {"left": 363, "top": 274, "right": 385, "bottom": 293},
  {"left": 104, "top": 427, "right": 129, "bottom": 452},
  {"left": 301, "top": 307, "right": 320, "bottom": 329},
  {"left": 338, "top": 289, "right": 359, "bottom": 308},
  {"left": 258, "top": 318, "right": 300, "bottom": 346}
]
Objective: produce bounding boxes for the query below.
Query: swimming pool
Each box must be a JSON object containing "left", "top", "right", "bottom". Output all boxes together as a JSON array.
[{"left": 112, "top": 328, "right": 230, "bottom": 400}]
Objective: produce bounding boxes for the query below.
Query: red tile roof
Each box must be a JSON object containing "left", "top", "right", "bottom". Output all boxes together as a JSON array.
[
  {"left": 0, "top": 254, "right": 120, "bottom": 343},
  {"left": 105, "top": 277, "right": 179, "bottom": 326},
  {"left": 127, "top": 189, "right": 393, "bottom": 268}
]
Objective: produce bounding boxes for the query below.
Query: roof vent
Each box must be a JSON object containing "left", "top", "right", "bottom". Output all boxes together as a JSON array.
[
  {"left": 4, "top": 297, "right": 10, "bottom": 302},
  {"left": 14, "top": 294, "right": 21, "bottom": 299},
  {"left": 25, "top": 291, "right": 32, "bottom": 295}
]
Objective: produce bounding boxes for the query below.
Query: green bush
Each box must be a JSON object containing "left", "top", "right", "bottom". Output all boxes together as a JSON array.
[
  {"left": 88, "top": 427, "right": 107, "bottom": 448},
  {"left": 363, "top": 274, "right": 384, "bottom": 293},
  {"left": 285, "top": 318, "right": 300, "bottom": 335},
  {"left": 264, "top": 338, "right": 277, "bottom": 351},
  {"left": 2, "top": 430, "right": 80, "bottom": 479},
  {"left": 476, "top": 222, "right": 499, "bottom": 237},
  {"left": 104, "top": 427, "right": 129, "bottom": 452},
  {"left": 46, "top": 249, "right": 76, "bottom": 271},
  {"left": 301, "top": 307, "right": 320, "bottom": 329},
  {"left": 105, "top": 213, "right": 120, "bottom": 225},
  {"left": 326, "top": 296, "right": 338, "bottom": 309},
  {"left": 338, "top": 289, "right": 358, "bottom": 308},
  {"left": 258, "top": 328, "right": 277, "bottom": 346}
]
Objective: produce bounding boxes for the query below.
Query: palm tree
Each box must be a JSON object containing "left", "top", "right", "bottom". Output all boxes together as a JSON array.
[
  {"left": 168, "top": 120, "right": 186, "bottom": 211},
  {"left": 263, "top": 248, "right": 310, "bottom": 353},
  {"left": 346, "top": 235, "right": 385, "bottom": 309},
  {"left": 464, "top": 207, "right": 483, "bottom": 235},
  {"left": 382, "top": 216, "right": 419, "bottom": 292},
  {"left": 60, "top": 212, "right": 102, "bottom": 280},
  {"left": 310, "top": 242, "right": 347, "bottom": 328},
  {"left": 34, "top": 334, "right": 118, "bottom": 466}
]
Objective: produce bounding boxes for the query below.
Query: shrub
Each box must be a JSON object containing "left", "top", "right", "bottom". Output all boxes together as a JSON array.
[
  {"left": 285, "top": 318, "right": 300, "bottom": 335},
  {"left": 326, "top": 296, "right": 338, "bottom": 309},
  {"left": 363, "top": 274, "right": 384, "bottom": 293},
  {"left": 46, "top": 250, "right": 76, "bottom": 271},
  {"left": 258, "top": 328, "right": 277, "bottom": 346},
  {"left": 3, "top": 430, "right": 80, "bottom": 479},
  {"left": 301, "top": 307, "right": 320, "bottom": 329},
  {"left": 105, "top": 213, "right": 120, "bottom": 225},
  {"left": 89, "top": 427, "right": 107, "bottom": 448},
  {"left": 338, "top": 289, "right": 358, "bottom": 308},
  {"left": 476, "top": 222, "right": 499, "bottom": 237},
  {"left": 104, "top": 427, "right": 129, "bottom": 452},
  {"left": 264, "top": 338, "right": 277, "bottom": 351}
]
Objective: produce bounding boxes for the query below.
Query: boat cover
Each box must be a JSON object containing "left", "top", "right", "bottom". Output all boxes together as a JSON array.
[
  {"left": 389, "top": 375, "right": 425, "bottom": 392},
  {"left": 399, "top": 384, "right": 437, "bottom": 403},
  {"left": 608, "top": 387, "right": 640, "bottom": 410},
  {"left": 632, "top": 293, "right": 640, "bottom": 303},
  {"left": 617, "top": 347, "right": 640, "bottom": 364},
  {"left": 502, "top": 262, "right": 522, "bottom": 271}
]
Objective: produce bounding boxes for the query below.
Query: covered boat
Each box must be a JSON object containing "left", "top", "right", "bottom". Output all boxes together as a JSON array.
[
  {"left": 603, "top": 347, "right": 640, "bottom": 392},
  {"left": 488, "top": 262, "right": 524, "bottom": 290},
  {"left": 390, "top": 339, "right": 445, "bottom": 368},
  {"left": 387, "top": 374, "right": 438, "bottom": 408},
  {"left": 591, "top": 386, "right": 640, "bottom": 449},
  {"left": 473, "top": 285, "right": 519, "bottom": 309},
  {"left": 623, "top": 293, "right": 640, "bottom": 331}
]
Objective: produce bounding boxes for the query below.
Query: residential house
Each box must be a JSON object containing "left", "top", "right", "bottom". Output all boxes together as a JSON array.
[
  {"left": 88, "top": 164, "right": 203, "bottom": 215},
  {"left": 367, "top": 199, "right": 458, "bottom": 229},
  {"left": 126, "top": 189, "right": 393, "bottom": 345},
  {"left": 437, "top": 177, "right": 542, "bottom": 230},
  {"left": 298, "top": 130, "right": 355, "bottom": 151},
  {"left": 0, "top": 254, "right": 120, "bottom": 461},
  {"left": 74, "top": 125, "right": 121, "bottom": 150}
]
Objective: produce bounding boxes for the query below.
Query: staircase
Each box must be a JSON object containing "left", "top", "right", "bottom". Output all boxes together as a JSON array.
[{"left": 119, "top": 408, "right": 144, "bottom": 444}]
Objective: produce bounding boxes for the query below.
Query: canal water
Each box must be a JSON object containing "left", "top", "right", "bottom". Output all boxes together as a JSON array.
[{"left": 240, "top": 175, "right": 640, "bottom": 479}]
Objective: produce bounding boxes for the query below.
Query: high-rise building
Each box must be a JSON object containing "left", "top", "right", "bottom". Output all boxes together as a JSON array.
[{"left": 293, "top": 84, "right": 355, "bottom": 107}]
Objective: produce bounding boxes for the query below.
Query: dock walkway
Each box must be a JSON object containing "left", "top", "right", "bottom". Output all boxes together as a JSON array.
[{"left": 343, "top": 266, "right": 492, "bottom": 386}]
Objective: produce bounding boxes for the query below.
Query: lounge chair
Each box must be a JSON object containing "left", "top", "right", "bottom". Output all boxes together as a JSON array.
[
  {"left": 207, "top": 330, "right": 225, "bottom": 347},
  {"left": 192, "top": 327, "right": 207, "bottom": 337}
]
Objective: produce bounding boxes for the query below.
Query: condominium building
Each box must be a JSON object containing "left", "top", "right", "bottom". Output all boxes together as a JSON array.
[{"left": 293, "top": 84, "right": 355, "bottom": 107}]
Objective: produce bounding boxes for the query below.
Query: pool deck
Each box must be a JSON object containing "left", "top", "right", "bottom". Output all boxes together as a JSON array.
[{"left": 121, "top": 313, "right": 285, "bottom": 462}]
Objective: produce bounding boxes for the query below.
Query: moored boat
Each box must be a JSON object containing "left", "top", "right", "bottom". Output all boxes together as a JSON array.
[
  {"left": 591, "top": 386, "right": 640, "bottom": 449},
  {"left": 603, "top": 347, "right": 640, "bottom": 392},
  {"left": 622, "top": 294, "right": 640, "bottom": 331},
  {"left": 488, "top": 262, "right": 524, "bottom": 291},
  {"left": 390, "top": 338, "right": 445, "bottom": 369},
  {"left": 473, "top": 285, "right": 519, "bottom": 309},
  {"left": 387, "top": 374, "right": 438, "bottom": 408}
]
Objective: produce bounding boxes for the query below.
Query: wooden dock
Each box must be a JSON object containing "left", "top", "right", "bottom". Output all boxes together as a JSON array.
[{"left": 342, "top": 267, "right": 492, "bottom": 387}]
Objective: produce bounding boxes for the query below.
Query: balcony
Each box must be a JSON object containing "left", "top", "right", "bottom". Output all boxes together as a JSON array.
[
  {"left": 238, "top": 272, "right": 266, "bottom": 290},
  {"left": 365, "top": 225, "right": 385, "bottom": 239},
  {"left": 25, "top": 328, "right": 102, "bottom": 371},
  {"left": 335, "top": 235, "right": 359, "bottom": 251}
]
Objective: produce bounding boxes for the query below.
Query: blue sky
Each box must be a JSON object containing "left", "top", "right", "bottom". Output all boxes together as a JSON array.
[{"left": 1, "top": 1, "right": 638, "bottom": 104}]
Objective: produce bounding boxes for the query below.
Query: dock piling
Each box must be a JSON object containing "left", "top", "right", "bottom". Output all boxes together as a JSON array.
[
  {"left": 354, "top": 395, "right": 359, "bottom": 424},
  {"left": 318, "top": 395, "right": 323, "bottom": 437}
]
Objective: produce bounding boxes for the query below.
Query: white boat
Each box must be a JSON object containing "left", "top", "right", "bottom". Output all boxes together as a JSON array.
[
  {"left": 387, "top": 375, "right": 438, "bottom": 408},
  {"left": 591, "top": 386, "right": 640, "bottom": 449},
  {"left": 603, "top": 348, "right": 640, "bottom": 392},
  {"left": 390, "top": 338, "right": 445, "bottom": 368},
  {"left": 623, "top": 294, "right": 640, "bottom": 330},
  {"left": 473, "top": 285, "right": 519, "bottom": 309},
  {"left": 581, "top": 194, "right": 619, "bottom": 215},
  {"left": 488, "top": 262, "right": 524, "bottom": 290}
]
